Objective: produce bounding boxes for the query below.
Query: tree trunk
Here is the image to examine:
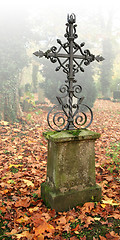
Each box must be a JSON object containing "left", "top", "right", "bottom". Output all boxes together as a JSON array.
[
  {"left": 0, "top": 87, "right": 23, "bottom": 122},
  {"left": 0, "top": 94, "right": 4, "bottom": 121},
  {"left": 32, "top": 65, "right": 39, "bottom": 93}
]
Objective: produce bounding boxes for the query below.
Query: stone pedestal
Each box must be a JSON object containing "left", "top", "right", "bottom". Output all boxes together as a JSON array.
[{"left": 41, "top": 129, "right": 101, "bottom": 212}]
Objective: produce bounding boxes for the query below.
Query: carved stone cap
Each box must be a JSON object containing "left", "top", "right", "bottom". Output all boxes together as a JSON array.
[{"left": 43, "top": 129, "right": 100, "bottom": 142}]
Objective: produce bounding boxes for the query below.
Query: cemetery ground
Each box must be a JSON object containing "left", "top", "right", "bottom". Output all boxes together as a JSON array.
[{"left": 0, "top": 99, "right": 120, "bottom": 240}]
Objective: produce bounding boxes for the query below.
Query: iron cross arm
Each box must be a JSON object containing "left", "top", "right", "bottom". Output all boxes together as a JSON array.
[{"left": 33, "top": 49, "right": 104, "bottom": 63}]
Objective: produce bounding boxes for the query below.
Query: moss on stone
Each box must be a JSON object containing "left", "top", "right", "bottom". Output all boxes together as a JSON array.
[
  {"left": 43, "top": 129, "right": 100, "bottom": 142},
  {"left": 41, "top": 182, "right": 102, "bottom": 211},
  {"left": 43, "top": 131, "right": 57, "bottom": 139}
]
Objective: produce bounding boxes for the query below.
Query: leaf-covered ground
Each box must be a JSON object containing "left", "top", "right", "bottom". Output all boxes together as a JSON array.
[{"left": 0, "top": 100, "right": 120, "bottom": 240}]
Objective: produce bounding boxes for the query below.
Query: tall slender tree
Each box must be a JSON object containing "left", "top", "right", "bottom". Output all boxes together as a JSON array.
[
  {"left": 0, "top": 5, "right": 30, "bottom": 121},
  {"left": 32, "top": 65, "right": 39, "bottom": 93},
  {"left": 99, "top": 9, "right": 115, "bottom": 98}
]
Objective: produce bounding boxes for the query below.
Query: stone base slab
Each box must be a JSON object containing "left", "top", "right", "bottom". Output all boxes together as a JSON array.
[{"left": 41, "top": 182, "right": 101, "bottom": 212}]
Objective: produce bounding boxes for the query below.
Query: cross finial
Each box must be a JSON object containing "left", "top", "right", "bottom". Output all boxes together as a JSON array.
[{"left": 67, "top": 13, "right": 76, "bottom": 23}]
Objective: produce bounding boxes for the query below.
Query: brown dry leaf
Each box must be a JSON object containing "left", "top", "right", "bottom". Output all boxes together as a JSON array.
[
  {"left": 29, "top": 206, "right": 39, "bottom": 213},
  {"left": 48, "top": 209, "right": 56, "bottom": 218},
  {"left": 0, "top": 206, "right": 7, "bottom": 213},
  {"left": 109, "top": 231, "right": 119, "bottom": 239},
  {"left": 31, "top": 213, "right": 43, "bottom": 227},
  {"left": 15, "top": 197, "right": 30, "bottom": 207},
  {"left": 99, "top": 236, "right": 107, "bottom": 240},
  {"left": 108, "top": 213, "right": 120, "bottom": 219},
  {"left": 23, "top": 179, "right": 34, "bottom": 187},
  {"left": 56, "top": 216, "right": 66, "bottom": 225},
  {"left": 16, "top": 215, "right": 30, "bottom": 223},
  {"left": 35, "top": 220, "right": 55, "bottom": 236},
  {"left": 2, "top": 189, "right": 9, "bottom": 194},
  {"left": 6, "top": 229, "right": 17, "bottom": 235},
  {"left": 83, "top": 216, "right": 94, "bottom": 228},
  {"left": 105, "top": 175, "right": 113, "bottom": 182},
  {"left": 105, "top": 232, "right": 119, "bottom": 240},
  {"left": 66, "top": 215, "right": 74, "bottom": 222},
  {"left": 33, "top": 234, "right": 44, "bottom": 240},
  {"left": 41, "top": 212, "right": 51, "bottom": 221},
  {"left": 63, "top": 223, "right": 71, "bottom": 233},
  {"left": 16, "top": 231, "right": 34, "bottom": 239},
  {"left": 83, "top": 202, "right": 95, "bottom": 212},
  {"left": 70, "top": 237, "right": 79, "bottom": 240}
]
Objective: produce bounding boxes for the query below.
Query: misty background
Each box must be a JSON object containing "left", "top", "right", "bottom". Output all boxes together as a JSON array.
[{"left": 0, "top": 0, "right": 120, "bottom": 122}]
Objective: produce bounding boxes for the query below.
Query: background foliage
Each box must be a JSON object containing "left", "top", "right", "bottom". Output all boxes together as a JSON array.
[{"left": 0, "top": 1, "right": 120, "bottom": 121}]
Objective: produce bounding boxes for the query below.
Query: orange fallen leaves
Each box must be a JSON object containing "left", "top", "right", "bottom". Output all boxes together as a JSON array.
[
  {"left": 29, "top": 206, "right": 39, "bottom": 213},
  {"left": 99, "top": 236, "right": 107, "bottom": 240},
  {"left": 6, "top": 229, "right": 18, "bottom": 236},
  {"left": 55, "top": 216, "right": 67, "bottom": 225},
  {"left": 15, "top": 197, "right": 31, "bottom": 207},
  {"left": 16, "top": 215, "right": 30, "bottom": 224},
  {"left": 0, "top": 206, "right": 6, "bottom": 213},
  {"left": 23, "top": 179, "right": 34, "bottom": 187},
  {"left": 0, "top": 100, "right": 120, "bottom": 239},
  {"left": 62, "top": 222, "right": 71, "bottom": 233},
  {"left": 105, "top": 231, "right": 120, "bottom": 240},
  {"left": 83, "top": 216, "right": 95, "bottom": 228},
  {"left": 15, "top": 231, "right": 34, "bottom": 240},
  {"left": 34, "top": 219, "right": 55, "bottom": 236},
  {"left": 109, "top": 231, "right": 120, "bottom": 239},
  {"left": 31, "top": 213, "right": 45, "bottom": 227},
  {"left": 33, "top": 234, "right": 44, "bottom": 240},
  {"left": 82, "top": 202, "right": 95, "bottom": 213}
]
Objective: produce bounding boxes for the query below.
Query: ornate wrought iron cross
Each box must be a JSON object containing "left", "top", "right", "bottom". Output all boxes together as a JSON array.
[{"left": 33, "top": 13, "right": 104, "bottom": 131}]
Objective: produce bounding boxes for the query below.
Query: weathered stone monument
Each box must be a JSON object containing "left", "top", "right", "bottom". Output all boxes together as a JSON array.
[{"left": 33, "top": 14, "right": 104, "bottom": 211}]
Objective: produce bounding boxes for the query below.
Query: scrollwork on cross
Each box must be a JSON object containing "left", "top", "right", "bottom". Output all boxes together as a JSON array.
[{"left": 33, "top": 13, "right": 104, "bottom": 131}]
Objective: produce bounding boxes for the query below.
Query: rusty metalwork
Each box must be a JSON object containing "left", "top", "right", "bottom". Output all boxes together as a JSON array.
[{"left": 33, "top": 13, "right": 104, "bottom": 131}]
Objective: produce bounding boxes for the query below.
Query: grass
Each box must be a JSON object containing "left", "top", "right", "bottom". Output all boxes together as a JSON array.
[
  {"left": 106, "top": 142, "right": 120, "bottom": 174},
  {"left": 62, "top": 218, "right": 120, "bottom": 239},
  {"left": 0, "top": 218, "right": 12, "bottom": 240}
]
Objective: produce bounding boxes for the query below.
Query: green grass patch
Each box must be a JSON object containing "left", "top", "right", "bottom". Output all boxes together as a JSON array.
[
  {"left": 62, "top": 218, "right": 120, "bottom": 239},
  {"left": 106, "top": 142, "right": 120, "bottom": 173},
  {"left": 0, "top": 218, "right": 12, "bottom": 240}
]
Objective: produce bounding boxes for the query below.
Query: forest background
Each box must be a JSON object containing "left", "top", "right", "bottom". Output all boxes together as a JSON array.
[{"left": 0, "top": 0, "right": 120, "bottom": 122}]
